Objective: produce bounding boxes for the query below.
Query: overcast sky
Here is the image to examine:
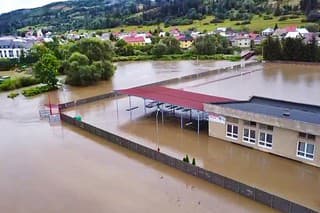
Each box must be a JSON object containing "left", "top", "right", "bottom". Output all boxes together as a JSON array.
[{"left": 1, "top": 0, "right": 65, "bottom": 14}]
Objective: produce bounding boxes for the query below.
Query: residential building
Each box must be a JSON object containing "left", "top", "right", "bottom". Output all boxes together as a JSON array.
[
  {"left": 123, "top": 36, "right": 146, "bottom": 46},
  {"left": 178, "top": 36, "right": 194, "bottom": 49},
  {"left": 204, "top": 97, "right": 320, "bottom": 167},
  {"left": 262, "top": 27, "right": 274, "bottom": 36},
  {"left": 0, "top": 37, "right": 35, "bottom": 59},
  {"left": 231, "top": 35, "right": 251, "bottom": 48}
]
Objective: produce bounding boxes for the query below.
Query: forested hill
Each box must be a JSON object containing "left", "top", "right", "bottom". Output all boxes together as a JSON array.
[{"left": 0, "top": 0, "right": 317, "bottom": 34}]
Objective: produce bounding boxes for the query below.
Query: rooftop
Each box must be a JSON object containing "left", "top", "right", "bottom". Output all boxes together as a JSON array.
[
  {"left": 116, "top": 86, "right": 234, "bottom": 111},
  {"left": 214, "top": 97, "right": 320, "bottom": 125}
]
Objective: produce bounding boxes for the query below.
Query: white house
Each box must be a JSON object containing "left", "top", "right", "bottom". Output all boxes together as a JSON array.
[
  {"left": 0, "top": 37, "right": 35, "bottom": 59},
  {"left": 262, "top": 28, "right": 274, "bottom": 36},
  {"left": 232, "top": 35, "right": 251, "bottom": 48},
  {"left": 285, "top": 32, "right": 304, "bottom": 39}
]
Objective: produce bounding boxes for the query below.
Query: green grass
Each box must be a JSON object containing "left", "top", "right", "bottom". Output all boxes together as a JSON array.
[
  {"left": 81, "top": 14, "right": 310, "bottom": 34},
  {"left": 22, "top": 85, "right": 56, "bottom": 97}
]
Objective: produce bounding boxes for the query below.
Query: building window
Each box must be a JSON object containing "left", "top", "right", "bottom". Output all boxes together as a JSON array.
[
  {"left": 16, "top": 50, "right": 19, "bottom": 57},
  {"left": 4, "top": 50, "right": 7, "bottom": 58},
  {"left": 259, "top": 124, "right": 273, "bottom": 131},
  {"left": 259, "top": 131, "right": 273, "bottom": 148},
  {"left": 9, "top": 50, "right": 13, "bottom": 57},
  {"left": 297, "top": 141, "right": 315, "bottom": 160},
  {"left": 299, "top": 132, "right": 315, "bottom": 141},
  {"left": 243, "top": 128, "right": 256, "bottom": 144},
  {"left": 226, "top": 123, "right": 238, "bottom": 140},
  {"left": 0, "top": 50, "right": 2, "bottom": 58}
]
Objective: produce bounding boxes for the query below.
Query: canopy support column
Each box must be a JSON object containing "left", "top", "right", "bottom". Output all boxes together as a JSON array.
[
  {"left": 116, "top": 96, "right": 119, "bottom": 120},
  {"left": 129, "top": 96, "right": 132, "bottom": 120},
  {"left": 197, "top": 110, "right": 200, "bottom": 134}
]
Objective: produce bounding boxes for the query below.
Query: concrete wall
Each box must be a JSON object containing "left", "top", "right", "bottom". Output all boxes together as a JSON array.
[
  {"left": 207, "top": 113, "right": 320, "bottom": 168},
  {"left": 60, "top": 112, "right": 316, "bottom": 213}
]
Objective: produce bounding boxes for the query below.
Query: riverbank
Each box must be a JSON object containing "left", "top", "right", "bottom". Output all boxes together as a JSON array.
[{"left": 113, "top": 54, "right": 242, "bottom": 62}]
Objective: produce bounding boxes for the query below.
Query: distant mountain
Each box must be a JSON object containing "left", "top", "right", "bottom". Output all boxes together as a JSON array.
[{"left": 0, "top": 0, "right": 311, "bottom": 35}]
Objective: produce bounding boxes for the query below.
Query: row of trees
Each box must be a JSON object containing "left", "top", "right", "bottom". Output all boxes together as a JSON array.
[
  {"left": 262, "top": 36, "right": 319, "bottom": 62},
  {"left": 113, "top": 34, "right": 234, "bottom": 57}
]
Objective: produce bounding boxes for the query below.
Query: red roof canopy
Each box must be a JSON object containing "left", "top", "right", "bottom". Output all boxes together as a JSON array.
[{"left": 116, "top": 86, "right": 234, "bottom": 111}]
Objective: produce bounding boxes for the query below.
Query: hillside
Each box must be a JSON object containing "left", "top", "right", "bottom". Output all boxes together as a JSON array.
[{"left": 0, "top": 0, "right": 313, "bottom": 34}]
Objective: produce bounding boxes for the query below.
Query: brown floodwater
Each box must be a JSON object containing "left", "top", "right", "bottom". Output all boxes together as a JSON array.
[
  {"left": 64, "top": 62, "right": 320, "bottom": 211},
  {"left": 0, "top": 60, "right": 276, "bottom": 213}
]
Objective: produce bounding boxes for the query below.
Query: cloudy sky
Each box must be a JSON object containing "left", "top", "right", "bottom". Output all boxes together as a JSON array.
[{"left": 1, "top": 0, "right": 65, "bottom": 14}]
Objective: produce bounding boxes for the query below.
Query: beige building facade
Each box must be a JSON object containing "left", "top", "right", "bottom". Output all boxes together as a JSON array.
[{"left": 204, "top": 98, "right": 320, "bottom": 168}]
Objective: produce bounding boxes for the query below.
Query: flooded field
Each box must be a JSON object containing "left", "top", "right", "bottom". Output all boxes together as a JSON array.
[
  {"left": 64, "top": 62, "right": 320, "bottom": 211},
  {"left": 0, "top": 60, "right": 277, "bottom": 212}
]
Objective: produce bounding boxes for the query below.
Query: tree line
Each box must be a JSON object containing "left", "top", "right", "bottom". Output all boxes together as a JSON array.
[{"left": 262, "top": 36, "right": 319, "bottom": 62}]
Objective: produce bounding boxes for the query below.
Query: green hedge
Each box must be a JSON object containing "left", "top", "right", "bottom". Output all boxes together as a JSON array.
[
  {"left": 22, "top": 85, "right": 57, "bottom": 97},
  {"left": 0, "top": 76, "right": 40, "bottom": 91}
]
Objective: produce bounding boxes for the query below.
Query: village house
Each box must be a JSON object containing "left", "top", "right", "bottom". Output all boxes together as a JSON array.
[
  {"left": 231, "top": 34, "right": 251, "bottom": 48},
  {"left": 121, "top": 32, "right": 152, "bottom": 46},
  {"left": 178, "top": 35, "right": 194, "bottom": 49},
  {"left": 262, "top": 27, "right": 274, "bottom": 36}
]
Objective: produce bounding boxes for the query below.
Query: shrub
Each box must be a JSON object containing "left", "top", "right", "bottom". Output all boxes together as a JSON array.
[
  {"left": 185, "top": 155, "right": 189, "bottom": 163},
  {"left": 7, "top": 92, "right": 19, "bottom": 99},
  {"left": 263, "top": 15, "right": 273, "bottom": 20},
  {"left": 22, "top": 85, "right": 56, "bottom": 97},
  {"left": 0, "top": 76, "right": 40, "bottom": 91},
  {"left": 210, "top": 18, "right": 224, "bottom": 23},
  {"left": 278, "top": 16, "right": 288, "bottom": 21},
  {"left": 192, "top": 158, "right": 196, "bottom": 166}
]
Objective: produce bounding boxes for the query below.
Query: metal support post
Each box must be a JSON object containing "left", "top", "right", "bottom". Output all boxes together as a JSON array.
[
  {"left": 129, "top": 96, "right": 132, "bottom": 120},
  {"left": 197, "top": 110, "right": 200, "bottom": 134}
]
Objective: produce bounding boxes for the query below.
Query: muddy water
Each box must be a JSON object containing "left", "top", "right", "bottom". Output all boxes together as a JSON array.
[
  {"left": 176, "top": 63, "right": 320, "bottom": 105},
  {"left": 64, "top": 62, "right": 320, "bottom": 211},
  {"left": 0, "top": 60, "right": 276, "bottom": 213}
]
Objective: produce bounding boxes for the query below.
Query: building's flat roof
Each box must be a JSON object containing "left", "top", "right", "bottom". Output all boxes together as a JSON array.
[
  {"left": 117, "top": 86, "right": 234, "bottom": 111},
  {"left": 215, "top": 97, "right": 320, "bottom": 125}
]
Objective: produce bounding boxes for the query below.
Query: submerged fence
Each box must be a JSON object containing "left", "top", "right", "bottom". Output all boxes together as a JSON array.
[{"left": 60, "top": 113, "right": 316, "bottom": 213}]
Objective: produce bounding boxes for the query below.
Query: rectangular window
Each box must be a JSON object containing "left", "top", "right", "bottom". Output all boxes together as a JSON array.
[
  {"left": 297, "top": 141, "right": 315, "bottom": 160},
  {"left": 259, "top": 124, "right": 273, "bottom": 131},
  {"left": 0, "top": 50, "right": 2, "bottom": 58},
  {"left": 4, "top": 50, "right": 7, "bottom": 58},
  {"left": 16, "top": 50, "right": 19, "bottom": 57},
  {"left": 244, "top": 120, "right": 256, "bottom": 127},
  {"left": 299, "top": 132, "right": 315, "bottom": 141},
  {"left": 226, "top": 123, "right": 238, "bottom": 140},
  {"left": 259, "top": 131, "right": 273, "bottom": 148},
  {"left": 243, "top": 128, "right": 256, "bottom": 144},
  {"left": 9, "top": 50, "right": 13, "bottom": 57}
]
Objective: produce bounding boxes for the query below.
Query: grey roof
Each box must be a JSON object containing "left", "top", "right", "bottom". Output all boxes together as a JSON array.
[
  {"left": 0, "top": 37, "right": 35, "bottom": 49},
  {"left": 214, "top": 97, "right": 320, "bottom": 125}
]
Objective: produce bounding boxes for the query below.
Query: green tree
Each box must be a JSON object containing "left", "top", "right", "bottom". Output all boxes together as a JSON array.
[
  {"left": 161, "top": 37, "right": 181, "bottom": 54},
  {"left": 262, "top": 36, "right": 282, "bottom": 60},
  {"left": 194, "top": 35, "right": 217, "bottom": 55},
  {"left": 152, "top": 43, "right": 167, "bottom": 57},
  {"left": 65, "top": 52, "right": 101, "bottom": 86},
  {"left": 34, "top": 53, "right": 60, "bottom": 87}
]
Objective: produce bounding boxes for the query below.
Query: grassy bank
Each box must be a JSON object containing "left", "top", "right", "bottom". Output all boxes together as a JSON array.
[
  {"left": 0, "top": 76, "right": 40, "bottom": 92},
  {"left": 113, "top": 54, "right": 241, "bottom": 62}
]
